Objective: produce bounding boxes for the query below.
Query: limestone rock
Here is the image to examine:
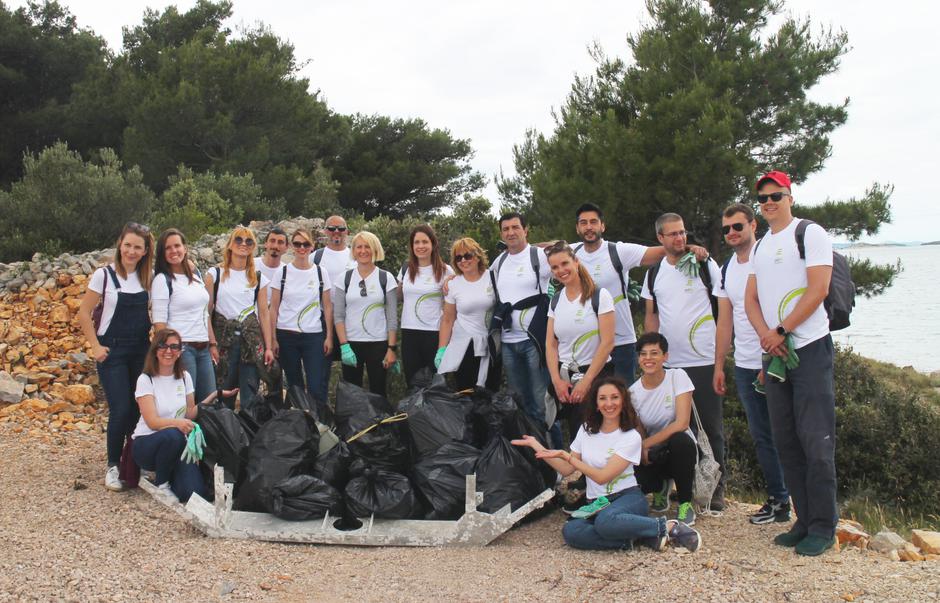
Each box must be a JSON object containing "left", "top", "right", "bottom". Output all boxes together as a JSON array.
[
  {"left": 836, "top": 520, "right": 870, "bottom": 549},
  {"left": 0, "top": 373, "right": 25, "bottom": 403},
  {"left": 870, "top": 530, "right": 908, "bottom": 553},
  {"left": 911, "top": 530, "right": 940, "bottom": 555},
  {"left": 48, "top": 305, "right": 70, "bottom": 324},
  {"left": 63, "top": 384, "right": 95, "bottom": 406}
]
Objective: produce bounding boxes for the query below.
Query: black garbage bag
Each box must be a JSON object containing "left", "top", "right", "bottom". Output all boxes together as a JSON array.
[
  {"left": 234, "top": 409, "right": 320, "bottom": 512},
  {"left": 407, "top": 366, "right": 436, "bottom": 392},
  {"left": 269, "top": 475, "right": 344, "bottom": 520},
  {"left": 501, "top": 407, "right": 556, "bottom": 490},
  {"left": 412, "top": 442, "right": 480, "bottom": 520},
  {"left": 342, "top": 413, "right": 411, "bottom": 473},
  {"left": 236, "top": 408, "right": 261, "bottom": 440},
  {"left": 334, "top": 381, "right": 393, "bottom": 428},
  {"left": 476, "top": 436, "right": 546, "bottom": 513},
  {"left": 312, "top": 440, "right": 353, "bottom": 489},
  {"left": 240, "top": 393, "right": 276, "bottom": 427},
  {"left": 285, "top": 385, "right": 334, "bottom": 427},
  {"left": 471, "top": 389, "right": 521, "bottom": 444},
  {"left": 196, "top": 402, "right": 252, "bottom": 483},
  {"left": 399, "top": 374, "right": 474, "bottom": 456},
  {"left": 344, "top": 468, "right": 422, "bottom": 519}
]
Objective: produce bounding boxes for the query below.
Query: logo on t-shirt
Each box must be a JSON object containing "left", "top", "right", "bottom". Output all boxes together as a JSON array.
[
  {"left": 774, "top": 248, "right": 784, "bottom": 264},
  {"left": 663, "top": 394, "right": 674, "bottom": 409}
]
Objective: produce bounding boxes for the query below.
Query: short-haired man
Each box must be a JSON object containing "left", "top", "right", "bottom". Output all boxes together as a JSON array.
[
  {"left": 492, "top": 212, "right": 552, "bottom": 428},
  {"left": 641, "top": 213, "right": 727, "bottom": 510},
  {"left": 314, "top": 215, "right": 356, "bottom": 363},
  {"left": 573, "top": 203, "right": 707, "bottom": 382},
  {"left": 745, "top": 171, "right": 837, "bottom": 556},
  {"left": 254, "top": 227, "right": 288, "bottom": 304},
  {"left": 714, "top": 203, "right": 790, "bottom": 525}
]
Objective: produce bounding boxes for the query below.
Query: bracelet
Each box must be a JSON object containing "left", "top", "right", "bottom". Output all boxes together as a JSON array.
[{"left": 209, "top": 342, "right": 218, "bottom": 347}]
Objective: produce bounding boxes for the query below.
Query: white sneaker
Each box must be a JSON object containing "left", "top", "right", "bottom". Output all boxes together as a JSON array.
[
  {"left": 104, "top": 466, "right": 125, "bottom": 492},
  {"left": 155, "top": 482, "right": 179, "bottom": 504}
]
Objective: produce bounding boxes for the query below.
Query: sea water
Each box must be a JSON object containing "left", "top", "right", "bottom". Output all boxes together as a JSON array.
[{"left": 833, "top": 245, "right": 940, "bottom": 373}]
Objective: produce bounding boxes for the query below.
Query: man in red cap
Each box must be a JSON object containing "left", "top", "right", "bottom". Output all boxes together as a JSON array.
[{"left": 744, "top": 171, "right": 837, "bottom": 556}]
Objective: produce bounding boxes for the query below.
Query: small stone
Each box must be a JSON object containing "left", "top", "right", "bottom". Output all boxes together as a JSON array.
[
  {"left": 72, "top": 480, "right": 87, "bottom": 491},
  {"left": 0, "top": 374, "right": 25, "bottom": 403},
  {"left": 73, "top": 421, "right": 91, "bottom": 431},
  {"left": 48, "top": 305, "right": 70, "bottom": 323},
  {"left": 63, "top": 384, "right": 95, "bottom": 405},
  {"left": 219, "top": 581, "right": 236, "bottom": 596},
  {"left": 912, "top": 530, "right": 940, "bottom": 555},
  {"left": 870, "top": 530, "right": 908, "bottom": 553}
]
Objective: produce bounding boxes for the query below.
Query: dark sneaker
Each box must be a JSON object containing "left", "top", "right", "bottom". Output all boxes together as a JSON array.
[
  {"left": 795, "top": 534, "right": 835, "bottom": 556},
  {"left": 676, "top": 501, "right": 696, "bottom": 526},
  {"left": 749, "top": 499, "right": 791, "bottom": 525},
  {"left": 667, "top": 520, "right": 702, "bottom": 552},
  {"left": 773, "top": 527, "right": 808, "bottom": 547},
  {"left": 571, "top": 496, "right": 610, "bottom": 519},
  {"left": 650, "top": 479, "right": 672, "bottom": 513}
]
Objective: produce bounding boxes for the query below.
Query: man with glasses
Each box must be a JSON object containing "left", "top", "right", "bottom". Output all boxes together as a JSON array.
[
  {"left": 314, "top": 215, "right": 356, "bottom": 364},
  {"left": 713, "top": 203, "right": 790, "bottom": 526},
  {"left": 254, "top": 227, "right": 288, "bottom": 305},
  {"left": 745, "top": 171, "right": 837, "bottom": 556},
  {"left": 641, "top": 213, "right": 727, "bottom": 511}
]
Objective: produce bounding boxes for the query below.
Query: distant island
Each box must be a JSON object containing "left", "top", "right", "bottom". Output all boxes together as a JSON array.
[{"left": 925, "top": 241, "right": 940, "bottom": 246}]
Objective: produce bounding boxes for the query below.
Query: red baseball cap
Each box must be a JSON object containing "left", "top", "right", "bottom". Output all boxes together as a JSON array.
[{"left": 756, "top": 170, "right": 792, "bottom": 190}]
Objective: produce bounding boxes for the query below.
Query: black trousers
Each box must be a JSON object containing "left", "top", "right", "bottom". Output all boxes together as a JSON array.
[
  {"left": 401, "top": 329, "right": 439, "bottom": 387},
  {"left": 455, "top": 340, "right": 501, "bottom": 391},
  {"left": 342, "top": 340, "right": 388, "bottom": 397},
  {"left": 635, "top": 431, "right": 697, "bottom": 504}
]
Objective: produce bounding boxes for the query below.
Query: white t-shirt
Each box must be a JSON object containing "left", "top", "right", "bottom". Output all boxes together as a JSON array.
[
  {"left": 316, "top": 246, "right": 356, "bottom": 294},
  {"left": 444, "top": 271, "right": 495, "bottom": 339},
  {"left": 570, "top": 426, "right": 641, "bottom": 499},
  {"left": 629, "top": 369, "right": 695, "bottom": 441},
  {"left": 749, "top": 219, "right": 832, "bottom": 349},
  {"left": 211, "top": 267, "right": 269, "bottom": 322},
  {"left": 398, "top": 264, "right": 455, "bottom": 331},
  {"left": 640, "top": 258, "right": 722, "bottom": 367},
  {"left": 336, "top": 268, "right": 398, "bottom": 342},
  {"left": 254, "top": 256, "right": 283, "bottom": 304},
  {"left": 132, "top": 371, "right": 194, "bottom": 439},
  {"left": 548, "top": 288, "right": 615, "bottom": 367},
  {"left": 575, "top": 240, "right": 647, "bottom": 345},
  {"left": 151, "top": 273, "right": 210, "bottom": 342},
  {"left": 493, "top": 245, "right": 551, "bottom": 343},
  {"left": 87, "top": 266, "right": 146, "bottom": 336},
  {"left": 714, "top": 255, "right": 763, "bottom": 370},
  {"left": 270, "top": 263, "right": 332, "bottom": 333}
]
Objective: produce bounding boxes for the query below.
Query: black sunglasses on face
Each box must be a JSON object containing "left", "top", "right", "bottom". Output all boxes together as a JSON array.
[
  {"left": 757, "top": 191, "right": 788, "bottom": 204},
  {"left": 358, "top": 279, "right": 368, "bottom": 297},
  {"left": 454, "top": 252, "right": 475, "bottom": 262},
  {"left": 326, "top": 226, "right": 348, "bottom": 232},
  {"left": 157, "top": 342, "right": 183, "bottom": 352},
  {"left": 292, "top": 240, "right": 313, "bottom": 249},
  {"left": 233, "top": 236, "right": 255, "bottom": 247},
  {"left": 721, "top": 223, "right": 747, "bottom": 235}
]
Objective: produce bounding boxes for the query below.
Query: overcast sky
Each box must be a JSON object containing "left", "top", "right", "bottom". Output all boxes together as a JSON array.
[{"left": 13, "top": 0, "right": 939, "bottom": 242}]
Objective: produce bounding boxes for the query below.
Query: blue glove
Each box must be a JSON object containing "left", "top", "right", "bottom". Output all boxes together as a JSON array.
[
  {"left": 340, "top": 343, "right": 358, "bottom": 367},
  {"left": 434, "top": 346, "right": 447, "bottom": 369}
]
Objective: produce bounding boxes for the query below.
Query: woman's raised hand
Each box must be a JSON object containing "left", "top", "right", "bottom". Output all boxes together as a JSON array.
[{"left": 510, "top": 435, "right": 546, "bottom": 453}]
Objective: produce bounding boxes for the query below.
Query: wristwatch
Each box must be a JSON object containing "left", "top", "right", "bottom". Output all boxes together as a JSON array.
[
  {"left": 775, "top": 325, "right": 789, "bottom": 336},
  {"left": 388, "top": 344, "right": 397, "bottom": 351}
]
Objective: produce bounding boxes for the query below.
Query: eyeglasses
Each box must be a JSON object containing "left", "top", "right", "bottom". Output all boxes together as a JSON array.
[
  {"left": 233, "top": 236, "right": 255, "bottom": 247},
  {"left": 125, "top": 222, "right": 151, "bottom": 234},
  {"left": 721, "top": 223, "right": 747, "bottom": 235},
  {"left": 543, "top": 239, "right": 570, "bottom": 256},
  {"left": 326, "top": 226, "right": 348, "bottom": 233},
  {"left": 453, "top": 252, "right": 476, "bottom": 262},
  {"left": 358, "top": 279, "right": 368, "bottom": 297},
  {"left": 157, "top": 342, "right": 183, "bottom": 352},
  {"left": 757, "top": 191, "right": 789, "bottom": 204},
  {"left": 292, "top": 240, "right": 313, "bottom": 249},
  {"left": 660, "top": 230, "right": 686, "bottom": 239}
]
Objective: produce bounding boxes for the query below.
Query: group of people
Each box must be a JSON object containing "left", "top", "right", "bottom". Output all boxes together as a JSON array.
[{"left": 77, "top": 169, "right": 837, "bottom": 557}]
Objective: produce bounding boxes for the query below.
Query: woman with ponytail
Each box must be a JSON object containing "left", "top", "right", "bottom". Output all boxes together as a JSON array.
[{"left": 544, "top": 241, "right": 615, "bottom": 443}]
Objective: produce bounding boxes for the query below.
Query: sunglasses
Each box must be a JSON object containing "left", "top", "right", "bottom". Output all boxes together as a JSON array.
[
  {"left": 157, "top": 342, "right": 183, "bottom": 352},
  {"left": 454, "top": 252, "right": 476, "bottom": 262},
  {"left": 721, "top": 223, "right": 747, "bottom": 235},
  {"left": 125, "top": 221, "right": 151, "bottom": 234},
  {"left": 757, "top": 191, "right": 789, "bottom": 204},
  {"left": 358, "top": 279, "right": 368, "bottom": 297},
  {"left": 233, "top": 236, "right": 255, "bottom": 247},
  {"left": 326, "top": 226, "right": 348, "bottom": 232},
  {"left": 292, "top": 240, "right": 313, "bottom": 249}
]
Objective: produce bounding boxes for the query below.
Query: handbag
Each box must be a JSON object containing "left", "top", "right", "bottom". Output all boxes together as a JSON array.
[{"left": 671, "top": 370, "right": 721, "bottom": 508}]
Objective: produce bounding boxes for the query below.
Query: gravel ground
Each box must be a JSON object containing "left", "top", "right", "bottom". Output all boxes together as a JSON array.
[{"left": 2, "top": 429, "right": 939, "bottom": 603}]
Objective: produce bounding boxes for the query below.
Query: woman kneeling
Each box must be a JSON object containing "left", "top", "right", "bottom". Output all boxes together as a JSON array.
[
  {"left": 513, "top": 376, "right": 700, "bottom": 552},
  {"left": 132, "top": 329, "right": 234, "bottom": 502}
]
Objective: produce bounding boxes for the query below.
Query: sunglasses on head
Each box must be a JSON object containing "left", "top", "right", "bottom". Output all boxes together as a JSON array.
[
  {"left": 454, "top": 252, "right": 475, "bottom": 262},
  {"left": 721, "top": 223, "right": 747, "bottom": 235},
  {"left": 326, "top": 226, "right": 348, "bottom": 232},
  {"left": 125, "top": 221, "right": 151, "bottom": 234},
  {"left": 757, "top": 191, "right": 788, "bottom": 204},
  {"left": 543, "top": 239, "right": 570, "bottom": 255},
  {"left": 233, "top": 236, "right": 255, "bottom": 247},
  {"left": 292, "top": 240, "right": 313, "bottom": 249},
  {"left": 157, "top": 342, "right": 183, "bottom": 352}
]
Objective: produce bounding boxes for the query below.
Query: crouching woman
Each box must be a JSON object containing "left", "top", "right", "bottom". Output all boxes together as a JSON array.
[
  {"left": 132, "top": 328, "right": 235, "bottom": 503},
  {"left": 513, "top": 376, "right": 700, "bottom": 552}
]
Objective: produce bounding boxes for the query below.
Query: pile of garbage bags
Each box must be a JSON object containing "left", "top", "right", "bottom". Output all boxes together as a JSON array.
[{"left": 195, "top": 372, "right": 553, "bottom": 522}]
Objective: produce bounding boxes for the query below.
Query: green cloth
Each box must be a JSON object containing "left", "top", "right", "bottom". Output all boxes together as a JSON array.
[{"left": 765, "top": 334, "right": 799, "bottom": 382}]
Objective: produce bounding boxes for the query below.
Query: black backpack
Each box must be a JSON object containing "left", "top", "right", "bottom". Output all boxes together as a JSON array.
[
  {"left": 211, "top": 267, "right": 262, "bottom": 308},
  {"left": 572, "top": 241, "right": 628, "bottom": 302},
  {"left": 280, "top": 264, "right": 327, "bottom": 332},
  {"left": 343, "top": 268, "right": 390, "bottom": 305},
  {"left": 753, "top": 219, "right": 855, "bottom": 331},
  {"left": 645, "top": 258, "right": 719, "bottom": 319},
  {"left": 549, "top": 288, "right": 601, "bottom": 315},
  {"left": 489, "top": 246, "right": 550, "bottom": 363}
]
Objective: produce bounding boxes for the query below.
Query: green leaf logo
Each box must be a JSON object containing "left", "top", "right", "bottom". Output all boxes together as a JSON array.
[{"left": 688, "top": 314, "right": 715, "bottom": 358}]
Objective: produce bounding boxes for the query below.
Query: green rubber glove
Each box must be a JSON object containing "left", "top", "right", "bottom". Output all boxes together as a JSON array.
[
  {"left": 676, "top": 251, "right": 699, "bottom": 278},
  {"left": 627, "top": 279, "right": 642, "bottom": 303},
  {"left": 434, "top": 346, "right": 447, "bottom": 369},
  {"left": 180, "top": 424, "right": 205, "bottom": 464},
  {"left": 340, "top": 343, "right": 358, "bottom": 367},
  {"left": 547, "top": 280, "right": 557, "bottom": 298},
  {"left": 391, "top": 360, "right": 402, "bottom": 375}
]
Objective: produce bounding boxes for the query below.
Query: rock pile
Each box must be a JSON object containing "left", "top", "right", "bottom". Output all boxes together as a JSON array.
[{"left": 837, "top": 520, "right": 940, "bottom": 562}]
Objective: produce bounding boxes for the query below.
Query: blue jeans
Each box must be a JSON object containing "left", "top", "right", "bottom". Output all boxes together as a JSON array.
[
  {"left": 132, "top": 429, "right": 205, "bottom": 502},
  {"left": 277, "top": 329, "right": 329, "bottom": 403},
  {"left": 223, "top": 338, "right": 259, "bottom": 411},
  {"left": 562, "top": 486, "right": 667, "bottom": 550},
  {"left": 181, "top": 344, "right": 216, "bottom": 405},
  {"left": 611, "top": 343, "right": 637, "bottom": 383},
  {"left": 97, "top": 340, "right": 148, "bottom": 465},
  {"left": 734, "top": 365, "right": 788, "bottom": 502},
  {"left": 501, "top": 339, "right": 548, "bottom": 425}
]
